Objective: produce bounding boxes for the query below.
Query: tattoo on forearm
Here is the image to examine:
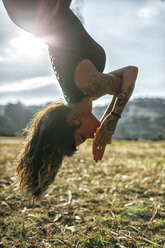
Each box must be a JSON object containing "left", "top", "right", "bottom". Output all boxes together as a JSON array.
[
  {"left": 128, "top": 85, "right": 134, "bottom": 94},
  {"left": 81, "top": 73, "right": 121, "bottom": 97},
  {"left": 117, "top": 93, "right": 129, "bottom": 107},
  {"left": 85, "top": 75, "right": 108, "bottom": 96},
  {"left": 116, "top": 85, "right": 134, "bottom": 108},
  {"left": 107, "top": 120, "right": 117, "bottom": 132}
]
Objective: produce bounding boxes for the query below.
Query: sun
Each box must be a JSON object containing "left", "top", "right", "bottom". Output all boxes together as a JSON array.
[{"left": 10, "top": 32, "right": 46, "bottom": 58}]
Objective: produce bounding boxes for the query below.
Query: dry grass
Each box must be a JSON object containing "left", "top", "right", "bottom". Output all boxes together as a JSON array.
[{"left": 0, "top": 137, "right": 165, "bottom": 248}]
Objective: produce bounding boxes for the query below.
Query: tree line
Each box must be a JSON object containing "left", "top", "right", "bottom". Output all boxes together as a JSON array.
[{"left": 0, "top": 98, "right": 165, "bottom": 140}]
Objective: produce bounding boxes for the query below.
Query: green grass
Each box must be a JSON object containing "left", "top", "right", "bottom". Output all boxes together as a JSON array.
[{"left": 0, "top": 137, "right": 164, "bottom": 248}]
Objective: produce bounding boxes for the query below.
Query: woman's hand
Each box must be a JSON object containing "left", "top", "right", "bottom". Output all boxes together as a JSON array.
[{"left": 92, "top": 114, "right": 119, "bottom": 162}]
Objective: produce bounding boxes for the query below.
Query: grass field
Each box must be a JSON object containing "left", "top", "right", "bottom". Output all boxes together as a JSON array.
[{"left": 0, "top": 137, "right": 164, "bottom": 248}]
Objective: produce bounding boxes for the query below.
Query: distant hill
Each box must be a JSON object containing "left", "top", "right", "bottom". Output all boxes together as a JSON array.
[
  {"left": 93, "top": 98, "right": 165, "bottom": 140},
  {"left": 0, "top": 98, "right": 165, "bottom": 140},
  {"left": 0, "top": 103, "right": 42, "bottom": 136}
]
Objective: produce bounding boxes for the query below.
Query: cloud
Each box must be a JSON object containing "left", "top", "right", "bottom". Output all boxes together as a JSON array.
[
  {"left": 0, "top": 76, "right": 58, "bottom": 92},
  {"left": 0, "top": 1, "right": 20, "bottom": 47},
  {"left": 0, "top": 37, "right": 53, "bottom": 84},
  {"left": 0, "top": 1, "right": 53, "bottom": 84},
  {"left": 0, "top": 56, "right": 53, "bottom": 84},
  {"left": 84, "top": 0, "right": 165, "bottom": 84},
  {"left": 0, "top": 78, "right": 64, "bottom": 105}
]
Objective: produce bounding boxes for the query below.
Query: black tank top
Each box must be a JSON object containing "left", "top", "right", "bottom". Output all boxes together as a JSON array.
[{"left": 48, "top": 9, "right": 106, "bottom": 103}]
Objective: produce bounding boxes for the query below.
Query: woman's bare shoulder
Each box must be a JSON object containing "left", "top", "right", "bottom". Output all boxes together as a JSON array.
[
  {"left": 74, "top": 59, "right": 97, "bottom": 87},
  {"left": 75, "top": 59, "right": 97, "bottom": 75},
  {"left": 74, "top": 59, "right": 122, "bottom": 98}
]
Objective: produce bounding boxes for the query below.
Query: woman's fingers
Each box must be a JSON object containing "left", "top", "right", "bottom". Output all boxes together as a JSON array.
[
  {"left": 97, "top": 145, "right": 106, "bottom": 161},
  {"left": 93, "top": 137, "right": 106, "bottom": 162},
  {"left": 93, "top": 126, "right": 112, "bottom": 161},
  {"left": 93, "top": 141, "right": 99, "bottom": 160},
  {"left": 93, "top": 131, "right": 102, "bottom": 155},
  {"left": 93, "top": 138, "right": 99, "bottom": 160},
  {"left": 93, "top": 145, "right": 106, "bottom": 162}
]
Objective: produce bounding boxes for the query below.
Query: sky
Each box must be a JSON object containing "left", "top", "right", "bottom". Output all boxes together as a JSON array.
[{"left": 0, "top": 0, "right": 165, "bottom": 106}]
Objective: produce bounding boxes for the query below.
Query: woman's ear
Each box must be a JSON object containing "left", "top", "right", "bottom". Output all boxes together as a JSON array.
[{"left": 67, "top": 113, "right": 81, "bottom": 127}]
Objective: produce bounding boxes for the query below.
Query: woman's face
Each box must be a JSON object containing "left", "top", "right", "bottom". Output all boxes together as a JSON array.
[{"left": 73, "top": 112, "right": 101, "bottom": 147}]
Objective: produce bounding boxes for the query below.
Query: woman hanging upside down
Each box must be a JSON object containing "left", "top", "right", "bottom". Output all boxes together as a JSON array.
[{"left": 3, "top": 0, "right": 138, "bottom": 197}]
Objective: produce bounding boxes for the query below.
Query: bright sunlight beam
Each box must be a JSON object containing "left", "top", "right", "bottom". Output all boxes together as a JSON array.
[{"left": 10, "top": 32, "right": 46, "bottom": 58}]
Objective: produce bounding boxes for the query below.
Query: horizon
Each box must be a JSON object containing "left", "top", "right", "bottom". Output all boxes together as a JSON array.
[{"left": 0, "top": 96, "right": 165, "bottom": 108}]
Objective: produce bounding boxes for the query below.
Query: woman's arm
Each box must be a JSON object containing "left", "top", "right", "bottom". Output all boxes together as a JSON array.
[
  {"left": 74, "top": 60, "right": 122, "bottom": 98},
  {"left": 74, "top": 60, "right": 138, "bottom": 161},
  {"left": 93, "top": 66, "right": 138, "bottom": 162},
  {"left": 75, "top": 61, "right": 138, "bottom": 120},
  {"left": 108, "top": 66, "right": 138, "bottom": 116}
]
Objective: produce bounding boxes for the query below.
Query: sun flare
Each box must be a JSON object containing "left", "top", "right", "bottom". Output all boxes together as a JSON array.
[{"left": 10, "top": 32, "right": 46, "bottom": 58}]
